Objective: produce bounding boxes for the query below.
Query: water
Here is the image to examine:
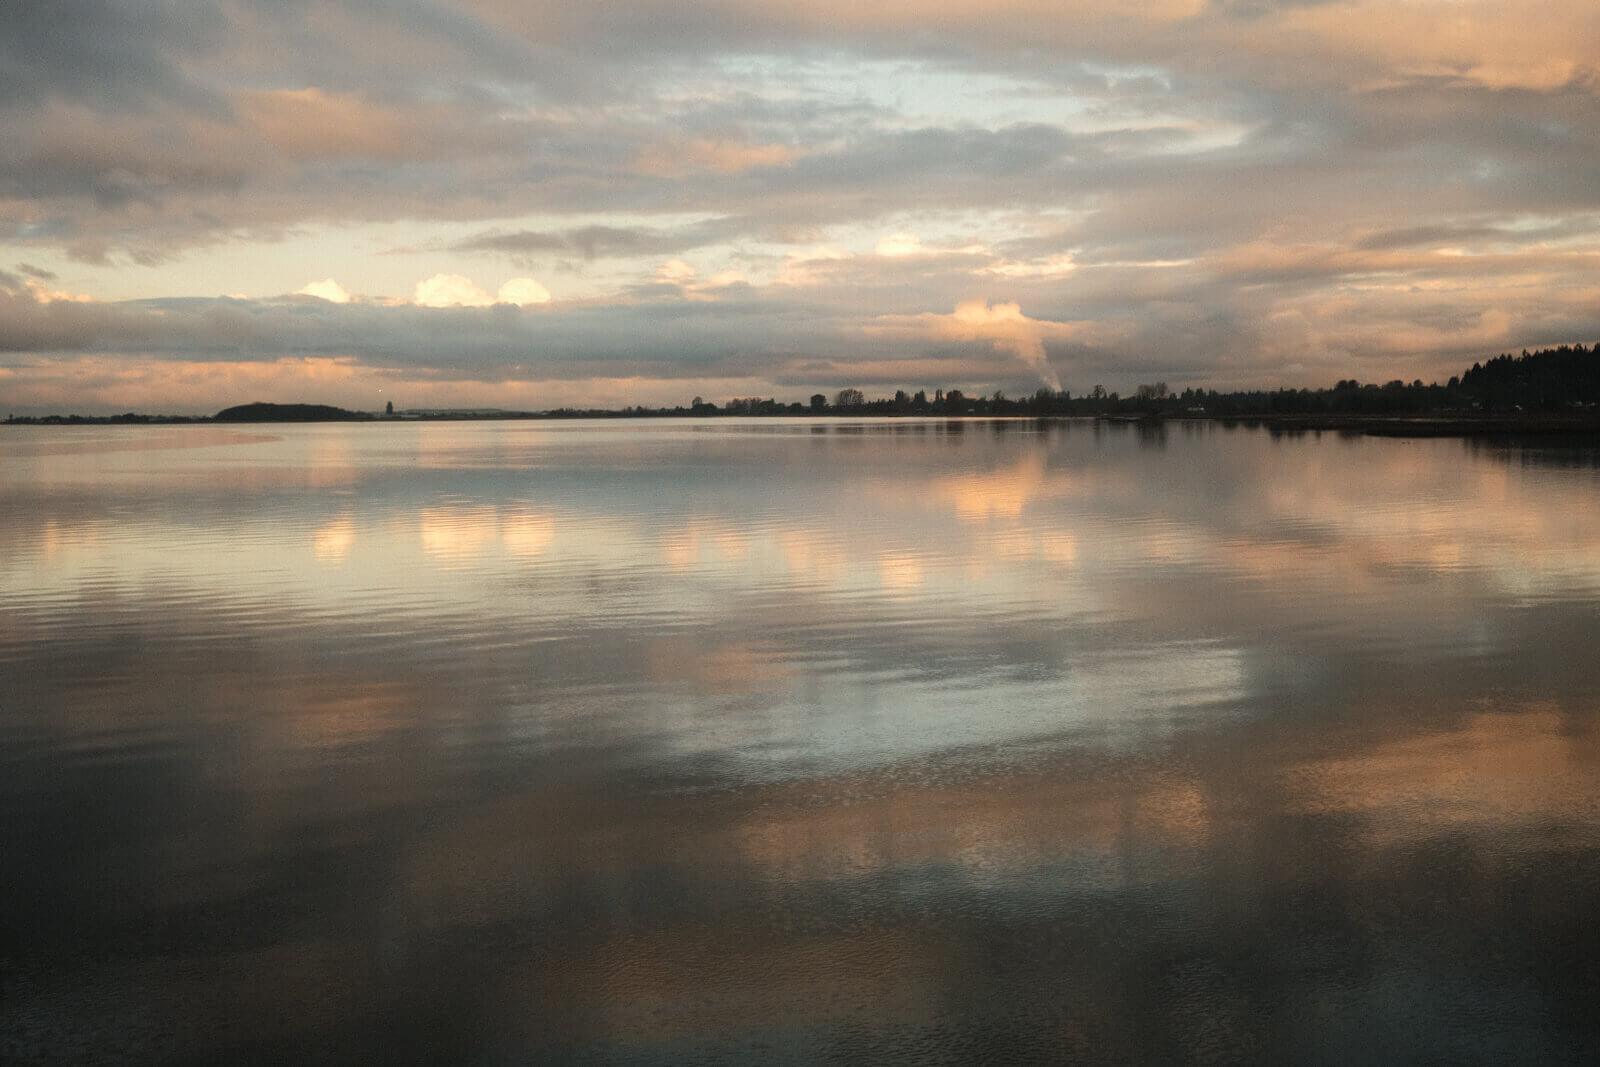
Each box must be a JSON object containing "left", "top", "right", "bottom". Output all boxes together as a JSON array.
[{"left": 3, "top": 418, "right": 1598, "bottom": 1063}]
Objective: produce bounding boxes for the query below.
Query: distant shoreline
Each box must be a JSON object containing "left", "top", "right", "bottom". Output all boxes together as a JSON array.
[
  {"left": 7, "top": 408, "right": 1600, "bottom": 439},
  {"left": 7, "top": 344, "right": 1599, "bottom": 435}
]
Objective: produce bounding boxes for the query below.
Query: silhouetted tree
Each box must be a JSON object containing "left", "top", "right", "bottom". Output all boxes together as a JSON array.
[{"left": 1459, "top": 343, "right": 1599, "bottom": 411}]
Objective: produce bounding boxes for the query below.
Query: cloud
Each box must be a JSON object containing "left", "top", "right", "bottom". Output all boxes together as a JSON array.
[
  {"left": 411, "top": 274, "right": 551, "bottom": 308},
  {"left": 497, "top": 278, "right": 551, "bottom": 306},
  {"left": 453, "top": 219, "right": 747, "bottom": 262},
  {"left": 655, "top": 259, "right": 698, "bottom": 286},
  {"left": 0, "top": 1, "right": 1597, "bottom": 410},
  {"left": 233, "top": 87, "right": 460, "bottom": 164},
  {"left": 414, "top": 274, "right": 492, "bottom": 308},
  {"left": 775, "top": 246, "right": 852, "bottom": 287},
  {"left": 875, "top": 233, "right": 924, "bottom": 257},
  {"left": 635, "top": 137, "right": 801, "bottom": 177},
  {"left": 705, "top": 269, "right": 748, "bottom": 289},
  {"left": 0, "top": 0, "right": 227, "bottom": 114},
  {"left": 868, "top": 300, "right": 1095, "bottom": 391},
  {"left": 3, "top": 264, "right": 1597, "bottom": 418},
  {"left": 297, "top": 279, "right": 353, "bottom": 304}
]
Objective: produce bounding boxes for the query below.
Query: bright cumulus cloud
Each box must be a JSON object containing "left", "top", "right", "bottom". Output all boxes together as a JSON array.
[
  {"left": 414, "top": 274, "right": 491, "bottom": 307},
  {"left": 297, "top": 279, "right": 353, "bottom": 303},
  {"left": 413, "top": 274, "right": 549, "bottom": 308},
  {"left": 497, "top": 278, "right": 550, "bottom": 306}
]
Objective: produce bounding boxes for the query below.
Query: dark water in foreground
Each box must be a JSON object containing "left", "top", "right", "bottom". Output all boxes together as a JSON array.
[{"left": 2, "top": 418, "right": 1598, "bottom": 1064}]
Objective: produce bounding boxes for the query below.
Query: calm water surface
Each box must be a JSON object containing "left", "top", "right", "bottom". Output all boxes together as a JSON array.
[{"left": 3, "top": 418, "right": 1599, "bottom": 1063}]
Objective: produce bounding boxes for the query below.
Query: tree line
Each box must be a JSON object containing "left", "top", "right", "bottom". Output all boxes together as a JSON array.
[
  {"left": 549, "top": 343, "right": 1595, "bottom": 420},
  {"left": 9, "top": 343, "right": 1596, "bottom": 424}
]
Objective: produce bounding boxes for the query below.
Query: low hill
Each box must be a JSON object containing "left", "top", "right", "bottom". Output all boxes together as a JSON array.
[{"left": 214, "top": 402, "right": 370, "bottom": 422}]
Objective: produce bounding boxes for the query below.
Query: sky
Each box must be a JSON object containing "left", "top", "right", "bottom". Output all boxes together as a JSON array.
[{"left": 1, "top": 0, "right": 1597, "bottom": 414}]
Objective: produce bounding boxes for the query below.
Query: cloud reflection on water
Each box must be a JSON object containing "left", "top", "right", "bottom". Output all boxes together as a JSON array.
[{"left": 2, "top": 420, "right": 1600, "bottom": 1061}]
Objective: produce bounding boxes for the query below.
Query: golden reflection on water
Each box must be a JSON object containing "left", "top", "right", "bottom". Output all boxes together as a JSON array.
[
  {"left": 7, "top": 421, "right": 1599, "bottom": 615},
  {"left": 1291, "top": 703, "right": 1600, "bottom": 842},
  {"left": 419, "top": 505, "right": 504, "bottom": 559},
  {"left": 312, "top": 517, "right": 355, "bottom": 560},
  {"left": 919, "top": 450, "right": 1068, "bottom": 521}
]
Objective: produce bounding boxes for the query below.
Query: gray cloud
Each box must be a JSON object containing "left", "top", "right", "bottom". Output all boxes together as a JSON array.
[
  {"left": 0, "top": 0, "right": 228, "bottom": 115},
  {"left": 1209, "top": 0, "right": 1348, "bottom": 20},
  {"left": 453, "top": 219, "right": 748, "bottom": 261}
]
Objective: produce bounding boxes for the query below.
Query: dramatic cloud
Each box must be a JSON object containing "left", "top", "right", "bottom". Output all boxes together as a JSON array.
[
  {"left": 867, "top": 301, "right": 1099, "bottom": 392},
  {"left": 1, "top": 1, "right": 1597, "bottom": 411}
]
